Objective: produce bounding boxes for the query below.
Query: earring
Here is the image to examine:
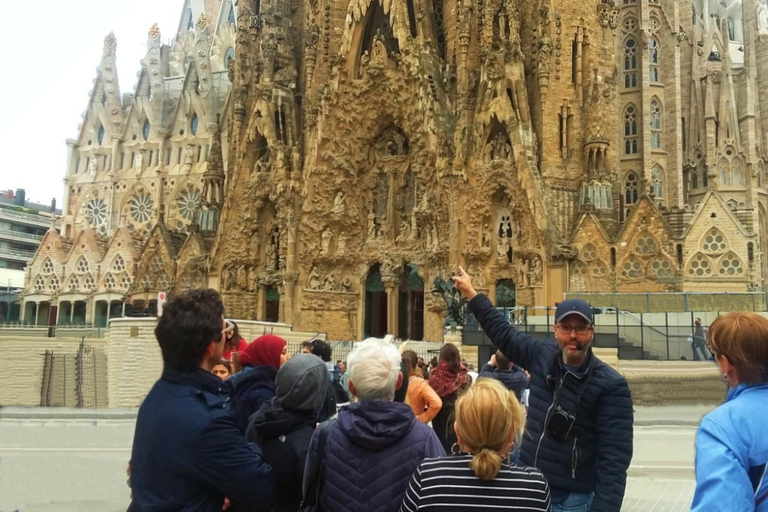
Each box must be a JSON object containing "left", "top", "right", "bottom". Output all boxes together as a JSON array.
[{"left": 451, "top": 443, "right": 461, "bottom": 455}]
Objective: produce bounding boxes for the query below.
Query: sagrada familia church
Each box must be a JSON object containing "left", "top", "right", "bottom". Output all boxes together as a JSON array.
[{"left": 18, "top": 0, "right": 768, "bottom": 341}]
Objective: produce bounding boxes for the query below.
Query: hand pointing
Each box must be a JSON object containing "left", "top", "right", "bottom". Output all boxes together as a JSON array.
[{"left": 452, "top": 266, "right": 477, "bottom": 301}]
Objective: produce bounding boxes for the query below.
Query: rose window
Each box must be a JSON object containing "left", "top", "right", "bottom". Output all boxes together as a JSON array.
[
  {"left": 688, "top": 254, "right": 713, "bottom": 277},
  {"left": 131, "top": 193, "right": 154, "bottom": 224},
  {"left": 141, "top": 274, "right": 153, "bottom": 289},
  {"left": 84, "top": 198, "right": 107, "bottom": 227},
  {"left": 83, "top": 275, "right": 95, "bottom": 291},
  {"left": 650, "top": 258, "right": 672, "bottom": 278},
  {"left": 702, "top": 229, "right": 727, "bottom": 254},
  {"left": 42, "top": 259, "right": 54, "bottom": 274},
  {"left": 120, "top": 275, "right": 132, "bottom": 290},
  {"left": 104, "top": 273, "right": 116, "bottom": 289},
  {"left": 77, "top": 257, "right": 90, "bottom": 273},
  {"left": 112, "top": 255, "right": 126, "bottom": 272},
  {"left": 592, "top": 261, "right": 608, "bottom": 278},
  {"left": 621, "top": 257, "right": 644, "bottom": 279},
  {"left": 157, "top": 274, "right": 172, "bottom": 291},
  {"left": 150, "top": 256, "right": 164, "bottom": 273},
  {"left": 580, "top": 245, "right": 597, "bottom": 262},
  {"left": 177, "top": 189, "right": 202, "bottom": 221},
  {"left": 719, "top": 253, "right": 744, "bottom": 276},
  {"left": 571, "top": 261, "right": 587, "bottom": 277},
  {"left": 34, "top": 276, "right": 45, "bottom": 292},
  {"left": 49, "top": 275, "right": 60, "bottom": 292},
  {"left": 634, "top": 234, "right": 657, "bottom": 256},
  {"left": 69, "top": 277, "right": 80, "bottom": 291}
]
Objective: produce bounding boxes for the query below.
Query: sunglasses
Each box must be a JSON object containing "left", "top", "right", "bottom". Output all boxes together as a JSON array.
[{"left": 222, "top": 320, "right": 235, "bottom": 335}]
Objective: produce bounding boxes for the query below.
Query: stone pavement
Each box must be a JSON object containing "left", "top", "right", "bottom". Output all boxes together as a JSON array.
[{"left": 0, "top": 404, "right": 714, "bottom": 511}]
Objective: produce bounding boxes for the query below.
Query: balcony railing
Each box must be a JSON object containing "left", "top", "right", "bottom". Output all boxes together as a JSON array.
[
  {"left": 0, "top": 228, "right": 43, "bottom": 242},
  {"left": 0, "top": 246, "right": 36, "bottom": 261},
  {"left": 0, "top": 207, "right": 55, "bottom": 227}
]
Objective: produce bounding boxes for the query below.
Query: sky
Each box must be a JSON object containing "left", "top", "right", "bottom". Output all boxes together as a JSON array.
[{"left": 0, "top": 1, "right": 184, "bottom": 207}]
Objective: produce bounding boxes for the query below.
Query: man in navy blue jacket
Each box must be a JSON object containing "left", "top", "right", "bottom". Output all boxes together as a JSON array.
[
  {"left": 479, "top": 349, "right": 530, "bottom": 400},
  {"left": 128, "top": 289, "right": 274, "bottom": 512},
  {"left": 454, "top": 267, "right": 633, "bottom": 512}
]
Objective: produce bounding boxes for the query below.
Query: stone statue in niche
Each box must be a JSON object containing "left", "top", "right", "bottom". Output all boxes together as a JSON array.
[
  {"left": 182, "top": 145, "right": 194, "bottom": 173},
  {"left": 484, "top": 142, "right": 493, "bottom": 165},
  {"left": 89, "top": 158, "right": 98, "bottom": 178},
  {"left": 482, "top": 228, "right": 491, "bottom": 249},
  {"left": 237, "top": 265, "right": 247, "bottom": 291},
  {"left": 332, "top": 192, "right": 346, "bottom": 215},
  {"left": 340, "top": 277, "right": 353, "bottom": 292},
  {"left": 255, "top": 152, "right": 270, "bottom": 173},
  {"left": 321, "top": 227, "right": 332, "bottom": 255},
  {"left": 517, "top": 258, "right": 529, "bottom": 287},
  {"left": 265, "top": 241, "right": 277, "bottom": 270},
  {"left": 336, "top": 234, "right": 347, "bottom": 256},
  {"left": 496, "top": 236, "right": 509, "bottom": 260},
  {"left": 431, "top": 224, "right": 439, "bottom": 251},
  {"left": 367, "top": 212, "right": 377, "bottom": 238},
  {"left": 308, "top": 266, "right": 321, "bottom": 289},
  {"left": 529, "top": 256, "right": 543, "bottom": 287},
  {"left": 134, "top": 151, "right": 144, "bottom": 175},
  {"left": 759, "top": 0, "right": 768, "bottom": 35},
  {"left": 322, "top": 271, "right": 336, "bottom": 291}
]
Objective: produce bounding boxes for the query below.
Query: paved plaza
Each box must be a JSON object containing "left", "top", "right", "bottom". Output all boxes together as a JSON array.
[{"left": 0, "top": 405, "right": 713, "bottom": 512}]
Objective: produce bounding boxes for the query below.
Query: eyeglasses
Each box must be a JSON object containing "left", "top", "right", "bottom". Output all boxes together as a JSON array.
[
  {"left": 555, "top": 325, "right": 593, "bottom": 336},
  {"left": 222, "top": 320, "right": 235, "bottom": 335}
]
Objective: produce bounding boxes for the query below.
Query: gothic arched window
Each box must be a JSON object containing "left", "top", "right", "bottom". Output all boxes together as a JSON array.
[
  {"left": 625, "top": 171, "right": 639, "bottom": 206},
  {"left": 624, "top": 105, "right": 638, "bottom": 154},
  {"left": 649, "top": 38, "right": 660, "bottom": 82},
  {"left": 97, "top": 125, "right": 105, "bottom": 145},
  {"left": 624, "top": 37, "right": 638, "bottom": 88},
  {"left": 142, "top": 120, "right": 151, "bottom": 140},
  {"left": 650, "top": 99, "right": 662, "bottom": 149},
  {"left": 191, "top": 114, "right": 199, "bottom": 136},
  {"left": 651, "top": 165, "right": 664, "bottom": 200}
]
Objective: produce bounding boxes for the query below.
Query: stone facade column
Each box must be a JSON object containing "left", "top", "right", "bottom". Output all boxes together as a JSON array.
[{"left": 381, "top": 274, "right": 398, "bottom": 337}]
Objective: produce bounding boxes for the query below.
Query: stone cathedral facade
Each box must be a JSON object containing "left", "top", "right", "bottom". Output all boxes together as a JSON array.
[{"left": 19, "top": 0, "right": 768, "bottom": 341}]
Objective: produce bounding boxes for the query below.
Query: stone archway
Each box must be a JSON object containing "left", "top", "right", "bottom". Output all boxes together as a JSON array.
[
  {"left": 364, "top": 263, "right": 388, "bottom": 338},
  {"left": 398, "top": 263, "right": 424, "bottom": 340}
]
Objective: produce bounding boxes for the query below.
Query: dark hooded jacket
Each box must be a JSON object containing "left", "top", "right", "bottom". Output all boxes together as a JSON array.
[
  {"left": 479, "top": 363, "right": 530, "bottom": 400},
  {"left": 303, "top": 400, "right": 444, "bottom": 512},
  {"left": 246, "top": 354, "right": 330, "bottom": 512},
  {"left": 469, "top": 293, "right": 633, "bottom": 512},
  {"left": 229, "top": 364, "right": 278, "bottom": 432}
]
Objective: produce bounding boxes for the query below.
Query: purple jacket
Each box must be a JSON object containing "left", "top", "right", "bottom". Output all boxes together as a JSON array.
[{"left": 304, "top": 400, "right": 444, "bottom": 512}]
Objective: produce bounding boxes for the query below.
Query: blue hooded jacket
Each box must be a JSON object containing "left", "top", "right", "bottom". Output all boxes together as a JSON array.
[
  {"left": 691, "top": 383, "right": 768, "bottom": 511},
  {"left": 303, "top": 400, "right": 444, "bottom": 512}
]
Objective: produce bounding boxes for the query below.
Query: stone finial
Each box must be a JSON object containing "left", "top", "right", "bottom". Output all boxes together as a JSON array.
[
  {"left": 148, "top": 24, "right": 161, "bottom": 49},
  {"left": 197, "top": 13, "right": 208, "bottom": 31},
  {"left": 103, "top": 32, "right": 117, "bottom": 57}
]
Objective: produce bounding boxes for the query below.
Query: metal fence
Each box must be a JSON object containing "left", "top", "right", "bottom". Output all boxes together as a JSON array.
[
  {"left": 286, "top": 339, "right": 443, "bottom": 366},
  {"left": 39, "top": 338, "right": 107, "bottom": 408},
  {"left": 464, "top": 306, "right": 723, "bottom": 361}
]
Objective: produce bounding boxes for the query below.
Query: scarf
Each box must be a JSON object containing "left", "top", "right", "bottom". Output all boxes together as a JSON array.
[
  {"left": 429, "top": 361, "right": 468, "bottom": 398},
  {"left": 237, "top": 334, "right": 286, "bottom": 369}
]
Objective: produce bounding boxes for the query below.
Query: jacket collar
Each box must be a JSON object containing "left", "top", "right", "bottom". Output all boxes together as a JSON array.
[
  {"left": 162, "top": 364, "right": 228, "bottom": 397},
  {"left": 726, "top": 382, "right": 768, "bottom": 402}
]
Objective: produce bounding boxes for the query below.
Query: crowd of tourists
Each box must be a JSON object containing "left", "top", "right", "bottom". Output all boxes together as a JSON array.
[{"left": 126, "top": 266, "right": 768, "bottom": 512}]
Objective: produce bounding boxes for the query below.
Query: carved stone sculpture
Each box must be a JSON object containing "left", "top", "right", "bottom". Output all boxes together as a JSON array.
[
  {"left": 320, "top": 227, "right": 332, "bottom": 254},
  {"left": 332, "top": 192, "right": 346, "bottom": 215},
  {"left": 308, "top": 265, "right": 321, "bottom": 289},
  {"left": 529, "top": 256, "right": 543, "bottom": 287},
  {"left": 89, "top": 158, "right": 98, "bottom": 178},
  {"left": 134, "top": 151, "right": 143, "bottom": 175},
  {"left": 182, "top": 145, "right": 194, "bottom": 173},
  {"left": 322, "top": 271, "right": 336, "bottom": 290},
  {"left": 759, "top": 1, "right": 768, "bottom": 35}
]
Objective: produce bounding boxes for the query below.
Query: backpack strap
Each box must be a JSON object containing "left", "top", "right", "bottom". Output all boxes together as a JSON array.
[{"left": 301, "top": 418, "right": 337, "bottom": 511}]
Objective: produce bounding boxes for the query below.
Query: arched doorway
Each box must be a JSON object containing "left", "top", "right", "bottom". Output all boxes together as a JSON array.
[
  {"left": 365, "top": 264, "right": 387, "bottom": 338},
  {"left": 265, "top": 286, "right": 280, "bottom": 322},
  {"left": 495, "top": 279, "right": 516, "bottom": 323},
  {"left": 398, "top": 263, "right": 424, "bottom": 340}
]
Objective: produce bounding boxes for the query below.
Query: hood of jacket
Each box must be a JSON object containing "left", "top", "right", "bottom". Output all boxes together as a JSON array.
[
  {"left": 337, "top": 400, "right": 416, "bottom": 451},
  {"left": 250, "top": 400, "right": 316, "bottom": 441}
]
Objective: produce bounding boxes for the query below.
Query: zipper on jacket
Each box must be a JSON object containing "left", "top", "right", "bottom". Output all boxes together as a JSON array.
[
  {"left": 571, "top": 437, "right": 578, "bottom": 478},
  {"left": 534, "top": 399, "right": 557, "bottom": 467}
]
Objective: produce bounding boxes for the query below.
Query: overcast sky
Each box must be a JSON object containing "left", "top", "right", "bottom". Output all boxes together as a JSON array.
[{"left": 0, "top": 1, "right": 184, "bottom": 207}]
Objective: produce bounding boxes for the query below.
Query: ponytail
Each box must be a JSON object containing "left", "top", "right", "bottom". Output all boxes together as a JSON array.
[{"left": 469, "top": 448, "right": 503, "bottom": 480}]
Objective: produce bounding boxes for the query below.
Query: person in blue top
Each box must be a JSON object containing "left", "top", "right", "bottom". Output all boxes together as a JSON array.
[
  {"left": 453, "top": 266, "right": 633, "bottom": 512},
  {"left": 691, "top": 312, "right": 768, "bottom": 511}
]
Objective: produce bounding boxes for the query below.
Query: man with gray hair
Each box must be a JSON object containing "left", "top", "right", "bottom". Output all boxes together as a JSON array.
[{"left": 302, "top": 338, "right": 444, "bottom": 512}]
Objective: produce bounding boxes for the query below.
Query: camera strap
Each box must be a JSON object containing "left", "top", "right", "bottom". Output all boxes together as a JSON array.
[{"left": 552, "top": 353, "right": 596, "bottom": 414}]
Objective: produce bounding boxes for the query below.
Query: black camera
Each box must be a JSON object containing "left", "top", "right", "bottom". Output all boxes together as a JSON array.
[{"left": 546, "top": 406, "right": 576, "bottom": 441}]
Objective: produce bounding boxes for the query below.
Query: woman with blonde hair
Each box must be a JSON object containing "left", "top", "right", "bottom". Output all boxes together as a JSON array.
[
  {"left": 691, "top": 312, "right": 768, "bottom": 511},
  {"left": 402, "top": 350, "right": 442, "bottom": 423},
  {"left": 401, "top": 378, "right": 550, "bottom": 511}
]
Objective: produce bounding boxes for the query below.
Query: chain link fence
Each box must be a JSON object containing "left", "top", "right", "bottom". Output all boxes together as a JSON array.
[{"left": 39, "top": 338, "right": 107, "bottom": 408}]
